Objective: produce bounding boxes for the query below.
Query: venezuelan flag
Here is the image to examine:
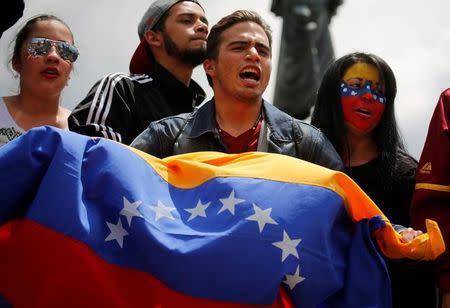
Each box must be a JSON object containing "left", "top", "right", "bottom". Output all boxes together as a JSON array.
[{"left": 0, "top": 127, "right": 443, "bottom": 308}]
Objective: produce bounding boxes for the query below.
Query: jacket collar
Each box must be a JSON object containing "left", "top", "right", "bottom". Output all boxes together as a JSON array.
[
  {"left": 186, "top": 99, "right": 299, "bottom": 141},
  {"left": 152, "top": 62, "right": 206, "bottom": 107}
]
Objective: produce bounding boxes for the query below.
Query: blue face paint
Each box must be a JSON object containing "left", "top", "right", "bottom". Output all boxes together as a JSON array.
[{"left": 340, "top": 80, "right": 386, "bottom": 104}]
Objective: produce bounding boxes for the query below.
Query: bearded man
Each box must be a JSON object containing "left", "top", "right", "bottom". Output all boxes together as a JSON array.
[{"left": 69, "top": 0, "right": 209, "bottom": 145}]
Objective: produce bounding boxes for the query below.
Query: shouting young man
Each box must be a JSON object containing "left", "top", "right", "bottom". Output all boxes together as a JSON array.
[{"left": 132, "top": 10, "right": 342, "bottom": 171}]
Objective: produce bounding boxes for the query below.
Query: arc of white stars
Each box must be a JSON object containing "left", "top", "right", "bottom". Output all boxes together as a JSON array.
[
  {"left": 149, "top": 200, "right": 176, "bottom": 222},
  {"left": 185, "top": 200, "right": 211, "bottom": 221},
  {"left": 284, "top": 266, "right": 306, "bottom": 290},
  {"left": 246, "top": 203, "right": 278, "bottom": 233},
  {"left": 218, "top": 190, "right": 245, "bottom": 215},
  {"left": 120, "top": 196, "right": 143, "bottom": 226},
  {"left": 272, "top": 230, "right": 302, "bottom": 262},
  {"left": 105, "top": 219, "right": 128, "bottom": 248}
]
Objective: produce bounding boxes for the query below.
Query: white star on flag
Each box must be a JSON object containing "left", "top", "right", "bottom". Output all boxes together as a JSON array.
[
  {"left": 218, "top": 190, "right": 245, "bottom": 215},
  {"left": 246, "top": 203, "right": 278, "bottom": 233},
  {"left": 272, "top": 230, "right": 302, "bottom": 262},
  {"left": 120, "top": 196, "right": 143, "bottom": 226},
  {"left": 150, "top": 200, "right": 176, "bottom": 222},
  {"left": 284, "top": 266, "right": 306, "bottom": 290},
  {"left": 351, "top": 90, "right": 357, "bottom": 96},
  {"left": 185, "top": 200, "right": 211, "bottom": 221},
  {"left": 105, "top": 219, "right": 128, "bottom": 248}
]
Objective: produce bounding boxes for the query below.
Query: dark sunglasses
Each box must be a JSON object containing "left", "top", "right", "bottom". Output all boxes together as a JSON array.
[{"left": 27, "top": 37, "right": 79, "bottom": 62}]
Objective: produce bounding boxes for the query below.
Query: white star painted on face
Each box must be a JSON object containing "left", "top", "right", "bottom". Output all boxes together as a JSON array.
[
  {"left": 351, "top": 90, "right": 357, "bottom": 96},
  {"left": 343, "top": 87, "right": 347, "bottom": 92},
  {"left": 272, "top": 230, "right": 302, "bottom": 262},
  {"left": 246, "top": 204, "right": 278, "bottom": 233},
  {"left": 284, "top": 266, "right": 306, "bottom": 290},
  {"left": 185, "top": 200, "right": 211, "bottom": 221},
  {"left": 149, "top": 200, "right": 176, "bottom": 222},
  {"left": 218, "top": 190, "right": 245, "bottom": 215},
  {"left": 120, "top": 196, "right": 143, "bottom": 226},
  {"left": 105, "top": 219, "right": 128, "bottom": 248}
]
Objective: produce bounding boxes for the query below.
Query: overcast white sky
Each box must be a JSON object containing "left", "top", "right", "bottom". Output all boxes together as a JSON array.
[{"left": 1, "top": 0, "right": 449, "bottom": 159}]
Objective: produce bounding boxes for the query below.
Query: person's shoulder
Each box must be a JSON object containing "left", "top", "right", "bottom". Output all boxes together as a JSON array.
[
  {"left": 150, "top": 112, "right": 191, "bottom": 128},
  {"left": 59, "top": 106, "right": 71, "bottom": 118},
  {"left": 264, "top": 101, "right": 323, "bottom": 137},
  {"left": 394, "top": 149, "right": 418, "bottom": 177},
  {"left": 442, "top": 88, "right": 450, "bottom": 97},
  {"left": 98, "top": 72, "right": 155, "bottom": 85},
  {"left": 440, "top": 88, "right": 450, "bottom": 106},
  {"left": 292, "top": 117, "right": 324, "bottom": 138},
  {"left": 85, "top": 72, "right": 157, "bottom": 97},
  {"left": 395, "top": 149, "right": 417, "bottom": 164}
]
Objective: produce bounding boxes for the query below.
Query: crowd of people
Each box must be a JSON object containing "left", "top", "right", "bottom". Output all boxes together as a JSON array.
[{"left": 1, "top": 0, "right": 449, "bottom": 307}]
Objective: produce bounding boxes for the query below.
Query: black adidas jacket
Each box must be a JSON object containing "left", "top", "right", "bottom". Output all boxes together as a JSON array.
[{"left": 69, "top": 63, "right": 205, "bottom": 145}]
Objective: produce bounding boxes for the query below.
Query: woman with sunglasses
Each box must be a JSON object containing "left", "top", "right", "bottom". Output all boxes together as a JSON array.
[
  {"left": 311, "top": 52, "right": 436, "bottom": 307},
  {"left": 1, "top": 14, "right": 79, "bottom": 146}
]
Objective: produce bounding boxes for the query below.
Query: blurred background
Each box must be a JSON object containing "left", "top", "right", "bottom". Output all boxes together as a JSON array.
[{"left": 1, "top": 0, "right": 449, "bottom": 158}]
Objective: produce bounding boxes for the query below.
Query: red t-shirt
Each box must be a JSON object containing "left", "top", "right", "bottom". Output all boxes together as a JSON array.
[{"left": 218, "top": 118, "right": 262, "bottom": 154}]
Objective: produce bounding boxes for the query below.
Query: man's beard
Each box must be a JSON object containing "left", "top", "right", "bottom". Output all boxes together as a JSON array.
[{"left": 163, "top": 32, "right": 206, "bottom": 66}]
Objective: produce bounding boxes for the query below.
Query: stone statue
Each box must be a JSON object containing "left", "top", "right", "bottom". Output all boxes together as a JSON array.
[{"left": 271, "top": 0, "right": 343, "bottom": 119}]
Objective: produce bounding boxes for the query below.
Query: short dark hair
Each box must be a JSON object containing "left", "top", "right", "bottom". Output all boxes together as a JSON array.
[
  {"left": 205, "top": 10, "right": 272, "bottom": 86},
  {"left": 11, "top": 14, "right": 73, "bottom": 67},
  {"left": 207, "top": 10, "right": 272, "bottom": 60},
  {"left": 311, "top": 52, "right": 405, "bottom": 173}
]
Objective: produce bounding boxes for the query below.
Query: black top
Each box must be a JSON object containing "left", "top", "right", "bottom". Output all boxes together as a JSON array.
[
  {"left": 346, "top": 151, "right": 436, "bottom": 308},
  {"left": 345, "top": 152, "right": 416, "bottom": 226}
]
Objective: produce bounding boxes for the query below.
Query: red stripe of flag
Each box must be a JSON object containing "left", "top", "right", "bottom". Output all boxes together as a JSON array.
[{"left": 0, "top": 220, "right": 293, "bottom": 308}]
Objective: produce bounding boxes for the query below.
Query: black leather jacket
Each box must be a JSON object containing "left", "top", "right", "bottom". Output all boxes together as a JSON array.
[{"left": 131, "top": 99, "right": 343, "bottom": 171}]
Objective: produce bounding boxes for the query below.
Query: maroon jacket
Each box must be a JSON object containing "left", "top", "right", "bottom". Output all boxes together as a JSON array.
[{"left": 411, "top": 88, "right": 450, "bottom": 292}]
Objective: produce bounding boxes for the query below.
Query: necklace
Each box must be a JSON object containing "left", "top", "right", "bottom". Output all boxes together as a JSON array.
[{"left": 217, "top": 111, "right": 264, "bottom": 153}]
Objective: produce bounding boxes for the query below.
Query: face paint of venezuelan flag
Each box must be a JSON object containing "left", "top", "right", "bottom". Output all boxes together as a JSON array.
[{"left": 340, "top": 63, "right": 386, "bottom": 133}]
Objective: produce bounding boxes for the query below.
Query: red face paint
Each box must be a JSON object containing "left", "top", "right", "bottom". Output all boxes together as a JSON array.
[
  {"left": 341, "top": 92, "right": 385, "bottom": 132},
  {"left": 340, "top": 63, "right": 386, "bottom": 133}
]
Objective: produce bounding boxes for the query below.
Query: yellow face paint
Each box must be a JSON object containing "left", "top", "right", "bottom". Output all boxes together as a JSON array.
[{"left": 342, "top": 63, "right": 380, "bottom": 83}]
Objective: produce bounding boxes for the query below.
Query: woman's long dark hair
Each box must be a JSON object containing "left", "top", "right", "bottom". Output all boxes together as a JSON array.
[{"left": 311, "top": 52, "right": 407, "bottom": 177}]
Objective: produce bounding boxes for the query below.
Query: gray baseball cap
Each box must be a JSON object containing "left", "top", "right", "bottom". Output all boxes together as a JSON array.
[{"left": 129, "top": 0, "right": 202, "bottom": 74}]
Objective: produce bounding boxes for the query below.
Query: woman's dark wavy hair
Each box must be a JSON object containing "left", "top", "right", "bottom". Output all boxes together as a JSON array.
[{"left": 310, "top": 52, "right": 405, "bottom": 169}]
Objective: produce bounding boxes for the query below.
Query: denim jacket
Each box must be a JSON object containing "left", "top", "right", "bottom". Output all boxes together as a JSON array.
[{"left": 131, "top": 99, "right": 343, "bottom": 171}]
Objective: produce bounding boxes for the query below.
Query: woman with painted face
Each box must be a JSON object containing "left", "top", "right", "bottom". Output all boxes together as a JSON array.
[
  {"left": 311, "top": 52, "right": 437, "bottom": 307},
  {"left": 1, "top": 14, "right": 79, "bottom": 146}
]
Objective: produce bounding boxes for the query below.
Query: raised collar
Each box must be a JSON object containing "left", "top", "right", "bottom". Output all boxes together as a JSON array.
[{"left": 186, "top": 99, "right": 299, "bottom": 141}]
